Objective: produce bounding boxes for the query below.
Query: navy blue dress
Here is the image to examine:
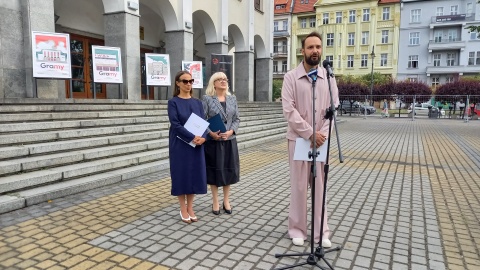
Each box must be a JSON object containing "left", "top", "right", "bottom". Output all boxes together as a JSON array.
[{"left": 167, "top": 97, "right": 207, "bottom": 196}]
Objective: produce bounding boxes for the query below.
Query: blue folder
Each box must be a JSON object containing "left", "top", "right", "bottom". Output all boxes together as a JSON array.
[{"left": 207, "top": 113, "right": 227, "bottom": 133}]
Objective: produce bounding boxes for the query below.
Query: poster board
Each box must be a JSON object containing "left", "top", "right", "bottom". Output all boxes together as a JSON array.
[
  {"left": 182, "top": 61, "right": 203, "bottom": 88},
  {"left": 31, "top": 31, "right": 71, "bottom": 79},
  {"left": 145, "top": 54, "right": 171, "bottom": 86},
  {"left": 91, "top": 46, "right": 123, "bottom": 84}
]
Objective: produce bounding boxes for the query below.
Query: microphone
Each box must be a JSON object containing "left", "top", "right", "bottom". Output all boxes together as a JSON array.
[
  {"left": 322, "top": 60, "right": 334, "bottom": 77},
  {"left": 307, "top": 68, "right": 317, "bottom": 82}
]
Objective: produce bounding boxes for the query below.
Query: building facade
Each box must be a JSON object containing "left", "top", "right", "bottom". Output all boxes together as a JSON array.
[
  {"left": 273, "top": 0, "right": 294, "bottom": 80},
  {"left": 314, "top": 0, "right": 400, "bottom": 79},
  {"left": 397, "top": 0, "right": 480, "bottom": 87},
  {"left": 0, "top": 0, "right": 273, "bottom": 101},
  {"left": 290, "top": 0, "right": 318, "bottom": 69}
]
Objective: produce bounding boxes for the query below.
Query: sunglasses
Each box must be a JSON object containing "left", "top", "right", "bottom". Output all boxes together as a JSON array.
[
  {"left": 215, "top": 78, "right": 229, "bottom": 83},
  {"left": 179, "top": 79, "right": 195, "bottom": 85}
]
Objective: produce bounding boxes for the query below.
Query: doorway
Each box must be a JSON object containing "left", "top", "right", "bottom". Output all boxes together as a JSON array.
[
  {"left": 66, "top": 34, "right": 107, "bottom": 99},
  {"left": 140, "top": 48, "right": 155, "bottom": 100}
]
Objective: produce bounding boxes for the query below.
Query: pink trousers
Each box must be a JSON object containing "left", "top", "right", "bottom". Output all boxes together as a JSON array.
[{"left": 287, "top": 140, "right": 330, "bottom": 243}]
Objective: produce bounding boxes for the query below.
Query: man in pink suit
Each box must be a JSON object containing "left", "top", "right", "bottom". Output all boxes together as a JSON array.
[{"left": 281, "top": 31, "right": 339, "bottom": 247}]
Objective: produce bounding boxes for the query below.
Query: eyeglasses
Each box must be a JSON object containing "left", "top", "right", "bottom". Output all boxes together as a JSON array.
[
  {"left": 215, "top": 78, "right": 229, "bottom": 83},
  {"left": 179, "top": 79, "right": 195, "bottom": 85}
]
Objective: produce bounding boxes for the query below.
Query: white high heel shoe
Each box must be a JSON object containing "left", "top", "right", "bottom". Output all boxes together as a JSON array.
[{"left": 180, "top": 211, "right": 191, "bottom": 224}]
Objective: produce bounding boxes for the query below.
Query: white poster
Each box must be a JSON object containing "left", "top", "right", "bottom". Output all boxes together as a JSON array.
[
  {"left": 145, "top": 54, "right": 171, "bottom": 86},
  {"left": 91, "top": 46, "right": 123, "bottom": 84},
  {"left": 182, "top": 61, "right": 203, "bottom": 88},
  {"left": 31, "top": 31, "right": 71, "bottom": 79}
]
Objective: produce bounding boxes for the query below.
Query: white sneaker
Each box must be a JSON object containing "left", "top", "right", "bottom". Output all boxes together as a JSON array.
[
  {"left": 322, "top": 238, "right": 332, "bottom": 248},
  {"left": 292, "top": 238, "right": 304, "bottom": 246}
]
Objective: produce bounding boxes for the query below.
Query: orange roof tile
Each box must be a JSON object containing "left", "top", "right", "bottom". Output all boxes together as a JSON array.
[
  {"left": 293, "top": 0, "right": 316, "bottom": 14},
  {"left": 274, "top": 0, "right": 293, "bottom": 14}
]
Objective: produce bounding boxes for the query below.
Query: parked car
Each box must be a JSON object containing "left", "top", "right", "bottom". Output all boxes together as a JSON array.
[
  {"left": 339, "top": 100, "right": 376, "bottom": 115},
  {"left": 408, "top": 102, "right": 435, "bottom": 116}
]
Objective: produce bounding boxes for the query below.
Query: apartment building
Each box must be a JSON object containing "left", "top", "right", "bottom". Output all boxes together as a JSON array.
[
  {"left": 397, "top": 0, "right": 480, "bottom": 87},
  {"left": 290, "top": 0, "right": 318, "bottom": 69},
  {"left": 273, "top": 0, "right": 294, "bottom": 79},
  {"left": 314, "top": 0, "right": 401, "bottom": 79}
]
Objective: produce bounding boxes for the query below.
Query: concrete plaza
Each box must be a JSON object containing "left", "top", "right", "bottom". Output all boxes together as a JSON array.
[{"left": 0, "top": 118, "right": 479, "bottom": 270}]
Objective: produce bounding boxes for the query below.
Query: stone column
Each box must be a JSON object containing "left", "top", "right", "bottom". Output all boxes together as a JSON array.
[
  {"left": 164, "top": 30, "right": 193, "bottom": 99},
  {"left": 0, "top": 2, "right": 23, "bottom": 99},
  {"left": 21, "top": 0, "right": 59, "bottom": 99},
  {"left": 204, "top": 42, "right": 228, "bottom": 94},
  {"left": 104, "top": 12, "right": 141, "bottom": 100},
  {"left": 255, "top": 58, "right": 272, "bottom": 102},
  {"left": 234, "top": 51, "right": 254, "bottom": 101}
]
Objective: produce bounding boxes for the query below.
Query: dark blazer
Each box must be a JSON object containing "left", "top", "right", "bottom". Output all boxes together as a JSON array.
[{"left": 202, "top": 95, "right": 240, "bottom": 140}]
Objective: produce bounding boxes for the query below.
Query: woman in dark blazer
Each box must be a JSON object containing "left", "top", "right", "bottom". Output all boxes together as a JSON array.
[{"left": 202, "top": 72, "right": 240, "bottom": 215}]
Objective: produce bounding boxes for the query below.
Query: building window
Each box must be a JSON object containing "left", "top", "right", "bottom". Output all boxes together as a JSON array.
[
  {"left": 467, "top": 3, "right": 473, "bottom": 14},
  {"left": 300, "top": 18, "right": 307, "bottom": 28},
  {"left": 381, "top": 30, "right": 389, "bottom": 44},
  {"left": 282, "top": 61, "right": 287, "bottom": 72},
  {"left": 349, "top": 10, "right": 356, "bottom": 23},
  {"left": 431, "top": 77, "right": 440, "bottom": 87},
  {"left": 363, "top": 9, "right": 370, "bottom": 22},
  {"left": 408, "top": 55, "right": 419, "bottom": 68},
  {"left": 470, "top": 31, "right": 480, "bottom": 40},
  {"left": 447, "top": 53, "right": 456, "bottom": 66},
  {"left": 361, "top": 31, "right": 369, "bottom": 45},
  {"left": 274, "top": 22, "right": 278, "bottom": 32},
  {"left": 336, "top": 12, "right": 342, "bottom": 23},
  {"left": 254, "top": 0, "right": 262, "bottom": 12},
  {"left": 380, "top": 54, "right": 388, "bottom": 66},
  {"left": 409, "top": 32, "right": 420, "bottom": 45},
  {"left": 408, "top": 77, "right": 418, "bottom": 83},
  {"left": 326, "top": 33, "right": 334, "bottom": 46},
  {"left": 382, "top": 7, "right": 390, "bottom": 20},
  {"left": 450, "top": 5, "right": 458, "bottom": 15},
  {"left": 310, "top": 17, "right": 316, "bottom": 28},
  {"left": 448, "top": 30, "right": 458, "bottom": 42},
  {"left": 326, "top": 55, "right": 334, "bottom": 65},
  {"left": 434, "top": 31, "right": 442, "bottom": 43},
  {"left": 411, "top": 9, "right": 421, "bottom": 23},
  {"left": 283, "top": 20, "right": 288, "bottom": 31},
  {"left": 273, "top": 61, "right": 278, "bottom": 72},
  {"left": 361, "top": 54, "right": 368, "bottom": 67},
  {"left": 323, "top": 13, "right": 329, "bottom": 25},
  {"left": 347, "top": 55, "right": 354, "bottom": 68},
  {"left": 446, "top": 76, "right": 454, "bottom": 83},
  {"left": 275, "top": 5, "right": 286, "bottom": 9},
  {"left": 433, "top": 54, "right": 441, "bottom": 66},
  {"left": 436, "top": 7, "right": 444, "bottom": 16},
  {"left": 468, "top": 51, "right": 480, "bottom": 65},
  {"left": 348, "top": 33, "right": 355, "bottom": 46}
]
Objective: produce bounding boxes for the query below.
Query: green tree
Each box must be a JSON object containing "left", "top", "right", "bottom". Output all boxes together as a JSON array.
[{"left": 272, "top": 79, "right": 283, "bottom": 101}]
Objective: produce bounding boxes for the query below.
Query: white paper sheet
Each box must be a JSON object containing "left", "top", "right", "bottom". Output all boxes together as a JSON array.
[
  {"left": 180, "top": 112, "right": 210, "bottom": 147},
  {"left": 293, "top": 138, "right": 328, "bottom": 162}
]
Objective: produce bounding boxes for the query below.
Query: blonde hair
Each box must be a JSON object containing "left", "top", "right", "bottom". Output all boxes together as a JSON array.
[{"left": 205, "top": 72, "right": 231, "bottom": 96}]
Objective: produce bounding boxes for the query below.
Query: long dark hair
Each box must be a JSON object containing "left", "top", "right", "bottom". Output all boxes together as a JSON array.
[{"left": 173, "top": 70, "right": 192, "bottom": 97}]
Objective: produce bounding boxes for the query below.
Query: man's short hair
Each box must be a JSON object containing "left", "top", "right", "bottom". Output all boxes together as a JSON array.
[{"left": 301, "top": 31, "right": 322, "bottom": 49}]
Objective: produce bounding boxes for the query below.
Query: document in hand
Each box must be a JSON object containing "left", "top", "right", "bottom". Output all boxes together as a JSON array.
[
  {"left": 178, "top": 112, "right": 210, "bottom": 147},
  {"left": 293, "top": 138, "right": 328, "bottom": 162},
  {"left": 207, "top": 113, "right": 227, "bottom": 133}
]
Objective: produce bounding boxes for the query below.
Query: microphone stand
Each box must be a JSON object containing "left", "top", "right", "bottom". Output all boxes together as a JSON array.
[
  {"left": 314, "top": 66, "right": 343, "bottom": 268},
  {"left": 274, "top": 67, "right": 339, "bottom": 270}
]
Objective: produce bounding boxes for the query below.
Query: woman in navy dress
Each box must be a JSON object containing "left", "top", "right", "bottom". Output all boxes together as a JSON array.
[{"left": 168, "top": 71, "right": 207, "bottom": 224}]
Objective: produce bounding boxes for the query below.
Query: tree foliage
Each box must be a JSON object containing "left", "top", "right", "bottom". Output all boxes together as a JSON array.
[
  {"left": 337, "top": 81, "right": 369, "bottom": 96},
  {"left": 272, "top": 79, "right": 283, "bottom": 101},
  {"left": 436, "top": 80, "right": 480, "bottom": 96}
]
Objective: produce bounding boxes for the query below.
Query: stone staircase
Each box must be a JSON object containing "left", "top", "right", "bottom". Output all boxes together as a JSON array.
[{"left": 0, "top": 100, "right": 286, "bottom": 214}]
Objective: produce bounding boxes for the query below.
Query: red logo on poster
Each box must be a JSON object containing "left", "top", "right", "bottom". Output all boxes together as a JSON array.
[{"left": 212, "top": 58, "right": 219, "bottom": 65}]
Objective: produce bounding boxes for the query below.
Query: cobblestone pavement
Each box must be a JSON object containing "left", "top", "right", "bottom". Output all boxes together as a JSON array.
[{"left": 0, "top": 118, "right": 479, "bottom": 270}]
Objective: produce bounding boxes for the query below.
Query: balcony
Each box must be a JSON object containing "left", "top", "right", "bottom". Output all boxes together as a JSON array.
[
  {"left": 273, "top": 30, "right": 290, "bottom": 38},
  {"left": 272, "top": 51, "right": 288, "bottom": 58},
  {"left": 426, "top": 65, "right": 461, "bottom": 74},
  {"left": 428, "top": 39, "right": 465, "bottom": 51},
  {"left": 430, "top": 13, "right": 475, "bottom": 26}
]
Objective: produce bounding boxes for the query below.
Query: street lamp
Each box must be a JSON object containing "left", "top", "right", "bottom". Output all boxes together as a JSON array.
[{"left": 370, "top": 46, "right": 375, "bottom": 105}]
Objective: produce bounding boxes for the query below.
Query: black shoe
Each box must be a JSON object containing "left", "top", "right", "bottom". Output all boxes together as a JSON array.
[
  {"left": 212, "top": 205, "right": 220, "bottom": 215},
  {"left": 223, "top": 203, "right": 232, "bottom": 214}
]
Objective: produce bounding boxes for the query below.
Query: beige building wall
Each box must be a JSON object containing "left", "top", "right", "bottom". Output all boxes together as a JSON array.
[{"left": 290, "top": 12, "right": 317, "bottom": 69}]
